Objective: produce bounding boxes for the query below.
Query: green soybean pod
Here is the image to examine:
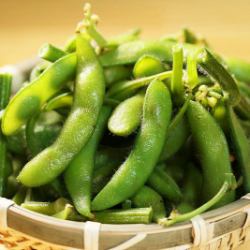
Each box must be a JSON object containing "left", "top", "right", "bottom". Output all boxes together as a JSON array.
[
  {"left": 226, "top": 58, "right": 250, "bottom": 83},
  {"left": 240, "top": 120, "right": 250, "bottom": 138},
  {"left": 104, "top": 66, "right": 131, "bottom": 87},
  {"left": 133, "top": 55, "right": 165, "bottom": 78},
  {"left": 100, "top": 40, "right": 199, "bottom": 67},
  {"left": 26, "top": 113, "right": 61, "bottom": 157},
  {"left": 17, "top": 34, "right": 105, "bottom": 187},
  {"left": 235, "top": 96, "right": 250, "bottom": 120},
  {"left": 94, "top": 207, "right": 153, "bottom": 224},
  {"left": 227, "top": 106, "right": 250, "bottom": 192},
  {"left": 2, "top": 53, "right": 76, "bottom": 136},
  {"left": 92, "top": 79, "right": 172, "bottom": 211},
  {"left": 64, "top": 106, "right": 111, "bottom": 218},
  {"left": 94, "top": 146, "right": 127, "bottom": 170},
  {"left": 64, "top": 35, "right": 77, "bottom": 53},
  {"left": 21, "top": 198, "right": 68, "bottom": 215},
  {"left": 6, "top": 130, "right": 27, "bottom": 156},
  {"left": 160, "top": 117, "right": 189, "bottom": 161},
  {"left": 147, "top": 168, "right": 182, "bottom": 204},
  {"left": 44, "top": 93, "right": 73, "bottom": 111},
  {"left": 100, "top": 40, "right": 175, "bottom": 66},
  {"left": 92, "top": 161, "right": 120, "bottom": 195},
  {"left": 177, "top": 164, "right": 202, "bottom": 213},
  {"left": 108, "top": 92, "right": 144, "bottom": 136},
  {"left": 159, "top": 97, "right": 190, "bottom": 162},
  {"left": 187, "top": 100, "right": 235, "bottom": 207},
  {"left": 132, "top": 185, "right": 166, "bottom": 222},
  {"left": 237, "top": 81, "right": 250, "bottom": 99},
  {"left": 52, "top": 204, "right": 83, "bottom": 221},
  {"left": 12, "top": 187, "right": 27, "bottom": 205},
  {"left": 181, "top": 164, "right": 202, "bottom": 205},
  {"left": 29, "top": 61, "right": 51, "bottom": 81}
]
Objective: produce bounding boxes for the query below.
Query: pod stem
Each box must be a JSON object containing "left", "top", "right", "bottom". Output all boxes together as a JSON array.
[
  {"left": 186, "top": 51, "right": 199, "bottom": 89},
  {"left": 159, "top": 173, "right": 236, "bottom": 227},
  {"left": 39, "top": 43, "right": 67, "bottom": 62},
  {"left": 0, "top": 73, "right": 12, "bottom": 196},
  {"left": 171, "top": 44, "right": 185, "bottom": 105},
  {"left": 76, "top": 3, "right": 107, "bottom": 48},
  {"left": 94, "top": 207, "right": 153, "bottom": 224},
  {"left": 107, "top": 70, "right": 172, "bottom": 99}
]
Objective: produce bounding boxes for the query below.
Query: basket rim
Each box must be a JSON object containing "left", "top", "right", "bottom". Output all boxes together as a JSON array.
[{"left": 4, "top": 197, "right": 250, "bottom": 249}]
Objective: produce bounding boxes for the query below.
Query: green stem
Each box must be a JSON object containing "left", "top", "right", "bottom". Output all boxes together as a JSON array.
[
  {"left": 39, "top": 43, "right": 67, "bottom": 62},
  {"left": 187, "top": 52, "right": 199, "bottom": 89},
  {"left": 159, "top": 173, "right": 235, "bottom": 227},
  {"left": 0, "top": 73, "right": 12, "bottom": 196},
  {"left": 94, "top": 207, "right": 153, "bottom": 224},
  {"left": 107, "top": 70, "right": 172, "bottom": 98},
  {"left": 171, "top": 44, "right": 184, "bottom": 105},
  {"left": 77, "top": 3, "right": 107, "bottom": 48}
]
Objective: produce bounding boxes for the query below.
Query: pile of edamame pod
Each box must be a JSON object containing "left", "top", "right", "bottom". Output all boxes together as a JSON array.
[{"left": 0, "top": 3, "right": 250, "bottom": 226}]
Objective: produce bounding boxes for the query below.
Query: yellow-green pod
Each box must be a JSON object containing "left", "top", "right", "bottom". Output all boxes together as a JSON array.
[
  {"left": 133, "top": 55, "right": 165, "bottom": 78},
  {"left": 2, "top": 53, "right": 76, "bottom": 135}
]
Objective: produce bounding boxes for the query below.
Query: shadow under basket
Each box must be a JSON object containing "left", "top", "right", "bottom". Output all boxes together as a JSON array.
[{"left": 0, "top": 195, "right": 250, "bottom": 250}]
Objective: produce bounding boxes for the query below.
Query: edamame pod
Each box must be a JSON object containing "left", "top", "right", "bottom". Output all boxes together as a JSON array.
[
  {"left": 2, "top": 53, "right": 76, "bottom": 135},
  {"left": 100, "top": 40, "right": 175, "bottom": 66},
  {"left": 187, "top": 100, "right": 235, "bottom": 207},
  {"left": 21, "top": 198, "right": 68, "bottom": 215},
  {"left": 65, "top": 106, "right": 111, "bottom": 218},
  {"left": 94, "top": 146, "right": 127, "bottom": 170},
  {"left": 227, "top": 106, "right": 250, "bottom": 192},
  {"left": 133, "top": 55, "right": 165, "bottom": 78},
  {"left": 159, "top": 97, "right": 190, "bottom": 161},
  {"left": 92, "top": 162, "right": 118, "bottom": 195},
  {"left": 45, "top": 93, "right": 73, "bottom": 111},
  {"left": 226, "top": 58, "right": 250, "bottom": 83},
  {"left": 17, "top": 34, "right": 105, "bottom": 186},
  {"left": 147, "top": 168, "right": 182, "bottom": 203},
  {"left": 29, "top": 61, "right": 50, "bottom": 81},
  {"left": 132, "top": 185, "right": 166, "bottom": 222},
  {"left": 108, "top": 92, "right": 144, "bottom": 136},
  {"left": 104, "top": 66, "right": 131, "bottom": 87},
  {"left": 177, "top": 164, "right": 202, "bottom": 213},
  {"left": 92, "top": 79, "right": 172, "bottom": 210}
]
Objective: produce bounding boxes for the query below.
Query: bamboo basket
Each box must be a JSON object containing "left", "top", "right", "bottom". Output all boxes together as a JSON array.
[{"left": 1, "top": 61, "right": 250, "bottom": 250}]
